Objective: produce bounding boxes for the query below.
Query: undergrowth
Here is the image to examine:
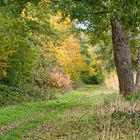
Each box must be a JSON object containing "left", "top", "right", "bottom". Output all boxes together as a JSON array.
[
  {"left": 93, "top": 96, "right": 140, "bottom": 139},
  {"left": 0, "top": 84, "right": 55, "bottom": 106}
]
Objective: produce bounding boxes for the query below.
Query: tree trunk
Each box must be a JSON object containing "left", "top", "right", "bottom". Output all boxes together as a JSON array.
[
  {"left": 135, "top": 46, "right": 140, "bottom": 89},
  {"left": 111, "top": 18, "right": 134, "bottom": 96}
]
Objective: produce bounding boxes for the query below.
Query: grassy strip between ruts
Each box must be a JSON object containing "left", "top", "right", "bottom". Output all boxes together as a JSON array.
[
  {"left": 0, "top": 85, "right": 115, "bottom": 140},
  {"left": 0, "top": 86, "right": 114, "bottom": 140},
  {"left": 22, "top": 96, "right": 140, "bottom": 140},
  {"left": 0, "top": 85, "right": 109, "bottom": 127}
]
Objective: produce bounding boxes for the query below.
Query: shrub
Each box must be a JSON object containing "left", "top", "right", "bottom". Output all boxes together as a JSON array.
[
  {"left": 47, "top": 68, "right": 73, "bottom": 92},
  {"left": 0, "top": 83, "right": 49, "bottom": 106}
]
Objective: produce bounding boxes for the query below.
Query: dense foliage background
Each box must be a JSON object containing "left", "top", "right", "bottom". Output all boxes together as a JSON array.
[
  {"left": 0, "top": 0, "right": 108, "bottom": 106},
  {"left": 0, "top": 0, "right": 140, "bottom": 105}
]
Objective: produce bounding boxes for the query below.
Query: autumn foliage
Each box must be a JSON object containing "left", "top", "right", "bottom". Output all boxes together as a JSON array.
[
  {"left": 0, "top": 2, "right": 104, "bottom": 105},
  {"left": 47, "top": 68, "right": 72, "bottom": 92}
]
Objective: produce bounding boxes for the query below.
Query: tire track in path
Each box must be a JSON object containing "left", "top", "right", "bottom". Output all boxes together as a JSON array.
[{"left": 0, "top": 110, "right": 50, "bottom": 135}]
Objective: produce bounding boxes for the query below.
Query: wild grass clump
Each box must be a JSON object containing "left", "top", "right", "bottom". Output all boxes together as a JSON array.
[
  {"left": 125, "top": 90, "right": 140, "bottom": 101},
  {"left": 93, "top": 96, "right": 140, "bottom": 139}
]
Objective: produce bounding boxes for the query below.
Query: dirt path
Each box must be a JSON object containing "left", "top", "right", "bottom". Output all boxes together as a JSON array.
[
  {"left": 22, "top": 105, "right": 95, "bottom": 140},
  {"left": 0, "top": 110, "right": 51, "bottom": 135},
  {"left": 0, "top": 85, "right": 113, "bottom": 140},
  {"left": 22, "top": 92, "right": 107, "bottom": 140}
]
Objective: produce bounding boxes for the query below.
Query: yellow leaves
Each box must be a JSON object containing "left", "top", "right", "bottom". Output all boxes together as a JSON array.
[
  {"left": 0, "top": 62, "right": 8, "bottom": 68},
  {"left": 22, "top": 5, "right": 86, "bottom": 82},
  {"left": 54, "top": 35, "right": 85, "bottom": 76},
  {"left": 91, "top": 55, "right": 101, "bottom": 65},
  {"left": 87, "top": 46, "right": 94, "bottom": 55},
  {"left": 22, "top": 3, "right": 38, "bottom": 21},
  {"left": 49, "top": 12, "right": 71, "bottom": 30},
  {"left": 88, "top": 67, "right": 97, "bottom": 76},
  {"left": 0, "top": 70, "right": 7, "bottom": 77}
]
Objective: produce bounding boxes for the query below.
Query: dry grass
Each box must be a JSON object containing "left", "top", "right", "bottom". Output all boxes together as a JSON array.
[
  {"left": 95, "top": 96, "right": 140, "bottom": 140},
  {"left": 105, "top": 71, "right": 119, "bottom": 91}
]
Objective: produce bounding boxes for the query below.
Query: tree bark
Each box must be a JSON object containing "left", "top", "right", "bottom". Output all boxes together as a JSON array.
[
  {"left": 135, "top": 46, "right": 140, "bottom": 89},
  {"left": 111, "top": 18, "right": 134, "bottom": 96}
]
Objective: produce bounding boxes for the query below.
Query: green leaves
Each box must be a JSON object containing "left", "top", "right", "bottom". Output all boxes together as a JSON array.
[{"left": 0, "top": 0, "right": 41, "bottom": 17}]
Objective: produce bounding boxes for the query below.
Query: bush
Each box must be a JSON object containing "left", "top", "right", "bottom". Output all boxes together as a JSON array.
[
  {"left": 47, "top": 69, "right": 73, "bottom": 92},
  {"left": 0, "top": 83, "right": 50, "bottom": 106}
]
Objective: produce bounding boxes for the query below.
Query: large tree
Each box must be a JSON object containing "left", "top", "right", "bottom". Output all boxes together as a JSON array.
[{"left": 51, "top": 0, "right": 140, "bottom": 96}]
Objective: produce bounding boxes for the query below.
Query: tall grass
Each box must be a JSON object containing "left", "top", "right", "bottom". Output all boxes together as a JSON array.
[{"left": 94, "top": 96, "right": 140, "bottom": 139}]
